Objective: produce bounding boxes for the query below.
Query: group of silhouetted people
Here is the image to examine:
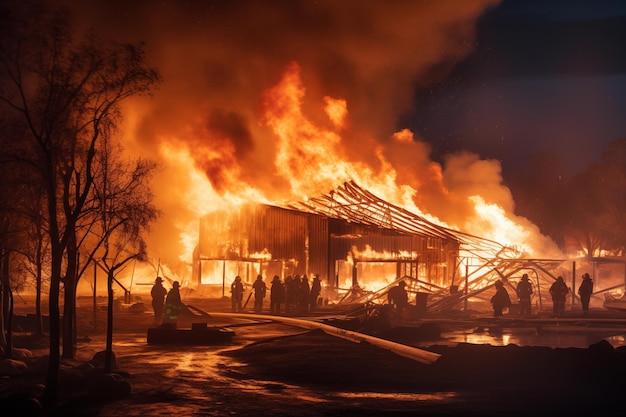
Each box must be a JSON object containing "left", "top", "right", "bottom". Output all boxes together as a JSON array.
[
  {"left": 548, "top": 273, "right": 593, "bottom": 316},
  {"left": 267, "top": 274, "right": 322, "bottom": 314},
  {"left": 150, "top": 273, "right": 324, "bottom": 322},
  {"left": 150, "top": 276, "right": 183, "bottom": 326},
  {"left": 151, "top": 271, "right": 596, "bottom": 322},
  {"left": 226, "top": 273, "right": 323, "bottom": 315},
  {"left": 490, "top": 273, "right": 594, "bottom": 318}
]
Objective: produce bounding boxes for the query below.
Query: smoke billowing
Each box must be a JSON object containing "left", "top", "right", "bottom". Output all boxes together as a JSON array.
[{"left": 42, "top": 0, "right": 564, "bottom": 275}]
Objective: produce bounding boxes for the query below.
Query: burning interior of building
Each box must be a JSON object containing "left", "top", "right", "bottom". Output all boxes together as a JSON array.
[{"left": 194, "top": 181, "right": 461, "bottom": 301}]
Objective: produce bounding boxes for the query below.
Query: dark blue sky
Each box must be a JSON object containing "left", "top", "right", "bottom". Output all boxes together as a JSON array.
[{"left": 404, "top": 0, "right": 626, "bottom": 182}]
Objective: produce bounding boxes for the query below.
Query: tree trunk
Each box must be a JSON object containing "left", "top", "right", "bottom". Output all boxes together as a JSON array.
[
  {"left": 0, "top": 250, "right": 7, "bottom": 351},
  {"left": 0, "top": 251, "right": 14, "bottom": 359},
  {"left": 105, "top": 269, "right": 115, "bottom": 372},
  {"left": 5, "top": 285, "right": 13, "bottom": 360},
  {"left": 35, "top": 233, "right": 44, "bottom": 337},
  {"left": 42, "top": 245, "right": 62, "bottom": 408},
  {"left": 62, "top": 279, "right": 76, "bottom": 358},
  {"left": 62, "top": 236, "right": 78, "bottom": 359}
]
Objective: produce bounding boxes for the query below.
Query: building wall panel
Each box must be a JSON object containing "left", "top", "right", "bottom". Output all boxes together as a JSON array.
[{"left": 198, "top": 203, "right": 460, "bottom": 292}]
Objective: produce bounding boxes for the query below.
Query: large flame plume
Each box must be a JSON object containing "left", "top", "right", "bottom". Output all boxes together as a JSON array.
[{"left": 54, "top": 0, "right": 564, "bottom": 289}]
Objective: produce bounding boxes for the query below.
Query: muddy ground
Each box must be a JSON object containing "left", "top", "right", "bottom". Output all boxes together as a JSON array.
[{"left": 2, "top": 296, "right": 626, "bottom": 416}]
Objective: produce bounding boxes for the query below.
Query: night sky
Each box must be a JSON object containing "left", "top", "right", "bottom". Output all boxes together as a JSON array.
[{"left": 407, "top": 0, "right": 626, "bottom": 183}]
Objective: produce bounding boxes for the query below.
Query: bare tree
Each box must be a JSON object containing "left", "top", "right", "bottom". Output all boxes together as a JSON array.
[
  {"left": 103, "top": 152, "right": 157, "bottom": 372},
  {"left": 0, "top": 130, "right": 12, "bottom": 353},
  {"left": 0, "top": 4, "right": 160, "bottom": 406},
  {"left": 86, "top": 136, "right": 159, "bottom": 372},
  {"left": 0, "top": 123, "right": 36, "bottom": 357},
  {"left": 8, "top": 171, "right": 51, "bottom": 338}
]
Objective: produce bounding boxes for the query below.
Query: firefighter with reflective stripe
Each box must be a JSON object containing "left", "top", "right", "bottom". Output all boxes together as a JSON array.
[
  {"left": 516, "top": 274, "right": 533, "bottom": 317},
  {"left": 163, "top": 281, "right": 182, "bottom": 327}
]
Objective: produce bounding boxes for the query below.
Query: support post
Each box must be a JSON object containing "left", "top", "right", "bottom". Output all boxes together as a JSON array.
[
  {"left": 222, "top": 260, "right": 226, "bottom": 297},
  {"left": 464, "top": 261, "right": 469, "bottom": 311},
  {"left": 572, "top": 261, "right": 576, "bottom": 307},
  {"left": 93, "top": 261, "right": 97, "bottom": 331}
]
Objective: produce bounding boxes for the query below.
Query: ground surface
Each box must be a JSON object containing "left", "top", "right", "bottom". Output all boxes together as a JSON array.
[{"left": 3, "top": 296, "right": 626, "bottom": 416}]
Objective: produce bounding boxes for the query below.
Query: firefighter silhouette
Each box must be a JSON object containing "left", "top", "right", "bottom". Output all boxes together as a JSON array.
[{"left": 163, "top": 281, "right": 182, "bottom": 327}]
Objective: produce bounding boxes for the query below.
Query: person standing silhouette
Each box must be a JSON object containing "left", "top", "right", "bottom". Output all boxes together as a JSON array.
[
  {"left": 231, "top": 276, "right": 244, "bottom": 312},
  {"left": 252, "top": 274, "right": 266, "bottom": 314},
  {"left": 578, "top": 273, "right": 594, "bottom": 316},
  {"left": 491, "top": 280, "right": 511, "bottom": 317},
  {"left": 150, "top": 277, "right": 168, "bottom": 325},
  {"left": 270, "top": 275, "right": 285, "bottom": 314},
  {"left": 549, "top": 276, "right": 569, "bottom": 317},
  {"left": 163, "top": 281, "right": 182, "bottom": 327},
  {"left": 299, "top": 274, "right": 310, "bottom": 313},
  {"left": 516, "top": 274, "right": 533, "bottom": 317},
  {"left": 309, "top": 274, "right": 322, "bottom": 310}
]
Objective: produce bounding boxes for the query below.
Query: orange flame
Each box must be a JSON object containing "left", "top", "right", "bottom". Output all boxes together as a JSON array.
[
  {"left": 324, "top": 96, "right": 348, "bottom": 128},
  {"left": 138, "top": 61, "right": 562, "bottom": 287}
]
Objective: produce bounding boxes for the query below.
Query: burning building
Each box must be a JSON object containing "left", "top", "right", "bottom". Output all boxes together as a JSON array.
[
  {"left": 193, "top": 180, "right": 626, "bottom": 316},
  {"left": 193, "top": 181, "right": 507, "bottom": 303},
  {"left": 103, "top": 162, "right": 626, "bottom": 316}
]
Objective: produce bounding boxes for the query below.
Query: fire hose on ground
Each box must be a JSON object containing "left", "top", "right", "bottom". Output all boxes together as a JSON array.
[{"left": 192, "top": 309, "right": 441, "bottom": 365}]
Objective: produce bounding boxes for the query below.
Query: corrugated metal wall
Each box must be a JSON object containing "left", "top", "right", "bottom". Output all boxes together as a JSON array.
[
  {"left": 246, "top": 205, "right": 308, "bottom": 271},
  {"left": 198, "top": 203, "right": 459, "bottom": 290},
  {"left": 307, "top": 215, "right": 329, "bottom": 281}
]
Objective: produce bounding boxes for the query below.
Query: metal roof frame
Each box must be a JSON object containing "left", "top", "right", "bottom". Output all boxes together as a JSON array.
[
  {"left": 286, "top": 180, "right": 511, "bottom": 256},
  {"left": 285, "top": 181, "right": 570, "bottom": 310}
]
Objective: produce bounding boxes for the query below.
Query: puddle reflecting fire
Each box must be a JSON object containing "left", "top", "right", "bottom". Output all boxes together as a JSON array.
[{"left": 441, "top": 326, "right": 626, "bottom": 349}]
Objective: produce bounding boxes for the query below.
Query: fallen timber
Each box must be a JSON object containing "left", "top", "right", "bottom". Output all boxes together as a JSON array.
[{"left": 204, "top": 311, "right": 442, "bottom": 365}]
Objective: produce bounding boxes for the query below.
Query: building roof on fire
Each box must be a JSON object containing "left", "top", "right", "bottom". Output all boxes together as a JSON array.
[{"left": 285, "top": 180, "right": 508, "bottom": 256}]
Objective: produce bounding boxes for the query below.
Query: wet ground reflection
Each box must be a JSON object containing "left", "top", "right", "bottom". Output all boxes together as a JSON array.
[
  {"left": 101, "top": 332, "right": 464, "bottom": 415},
  {"left": 109, "top": 335, "right": 335, "bottom": 406},
  {"left": 88, "top": 315, "right": 626, "bottom": 416},
  {"left": 440, "top": 324, "right": 626, "bottom": 349}
]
